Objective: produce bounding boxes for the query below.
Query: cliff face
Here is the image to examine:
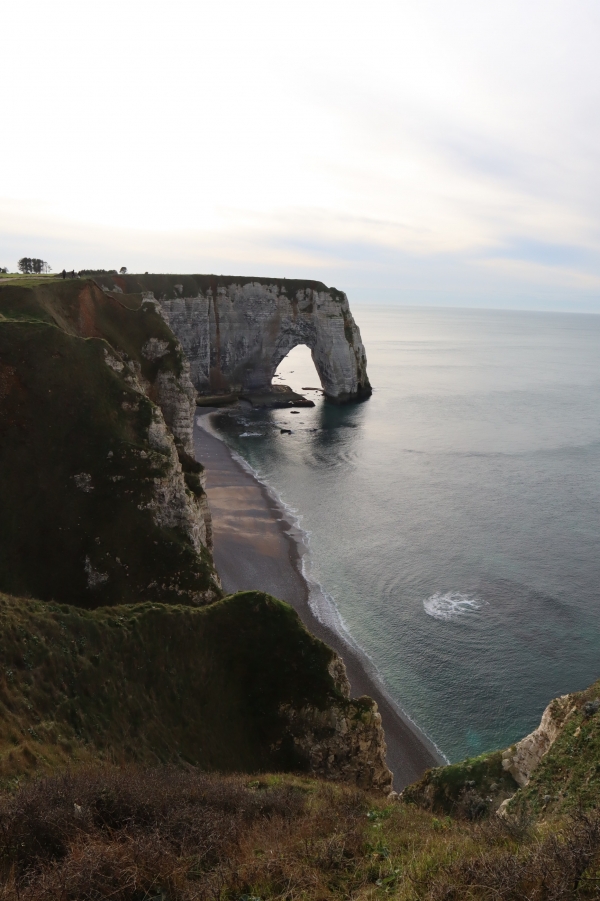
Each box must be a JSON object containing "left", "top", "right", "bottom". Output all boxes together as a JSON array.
[
  {"left": 284, "top": 658, "right": 393, "bottom": 793},
  {"left": 92, "top": 275, "right": 371, "bottom": 402},
  {"left": 0, "top": 280, "right": 220, "bottom": 607},
  {"left": 501, "top": 694, "right": 573, "bottom": 789}
]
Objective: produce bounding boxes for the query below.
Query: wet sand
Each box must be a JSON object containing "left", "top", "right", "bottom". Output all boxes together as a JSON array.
[{"left": 194, "top": 409, "right": 444, "bottom": 790}]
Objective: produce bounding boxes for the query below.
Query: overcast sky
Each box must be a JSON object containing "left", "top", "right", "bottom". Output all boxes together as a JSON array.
[{"left": 2, "top": 0, "right": 600, "bottom": 309}]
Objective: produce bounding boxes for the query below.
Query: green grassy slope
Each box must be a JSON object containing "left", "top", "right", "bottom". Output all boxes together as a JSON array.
[
  {"left": 513, "top": 679, "right": 600, "bottom": 817},
  {"left": 0, "top": 281, "right": 219, "bottom": 607},
  {"left": 402, "top": 749, "right": 520, "bottom": 819},
  {"left": 0, "top": 278, "right": 186, "bottom": 385},
  {"left": 0, "top": 589, "right": 350, "bottom": 783},
  {"left": 403, "top": 679, "right": 600, "bottom": 822}
]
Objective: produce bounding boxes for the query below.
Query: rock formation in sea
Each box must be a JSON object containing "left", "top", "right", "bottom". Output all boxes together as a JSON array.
[{"left": 92, "top": 274, "right": 371, "bottom": 402}]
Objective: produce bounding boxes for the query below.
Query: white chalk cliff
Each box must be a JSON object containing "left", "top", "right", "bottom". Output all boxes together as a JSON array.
[{"left": 138, "top": 277, "right": 372, "bottom": 401}]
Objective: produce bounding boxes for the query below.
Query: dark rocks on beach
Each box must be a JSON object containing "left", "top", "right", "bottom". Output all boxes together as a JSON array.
[
  {"left": 280, "top": 429, "right": 292, "bottom": 434},
  {"left": 239, "top": 386, "right": 316, "bottom": 409}
]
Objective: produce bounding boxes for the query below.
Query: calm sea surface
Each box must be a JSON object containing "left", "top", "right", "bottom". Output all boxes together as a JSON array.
[{"left": 212, "top": 305, "right": 600, "bottom": 762}]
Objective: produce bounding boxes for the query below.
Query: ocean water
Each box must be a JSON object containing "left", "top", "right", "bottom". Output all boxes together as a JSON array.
[{"left": 211, "top": 305, "right": 600, "bottom": 762}]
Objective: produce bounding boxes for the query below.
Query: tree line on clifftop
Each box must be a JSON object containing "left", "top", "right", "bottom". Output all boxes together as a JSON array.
[{"left": 0, "top": 261, "right": 130, "bottom": 276}]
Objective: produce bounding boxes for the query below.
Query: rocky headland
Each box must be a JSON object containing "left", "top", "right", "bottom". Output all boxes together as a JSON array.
[{"left": 0, "top": 274, "right": 389, "bottom": 792}]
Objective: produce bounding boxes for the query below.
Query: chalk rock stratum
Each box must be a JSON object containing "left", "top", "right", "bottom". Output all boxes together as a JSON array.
[
  {"left": 501, "top": 694, "right": 574, "bottom": 788},
  {"left": 162, "top": 279, "right": 371, "bottom": 401}
]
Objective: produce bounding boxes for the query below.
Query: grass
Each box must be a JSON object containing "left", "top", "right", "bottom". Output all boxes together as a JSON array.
[
  {"left": 0, "top": 589, "right": 355, "bottom": 783},
  {"left": 402, "top": 750, "right": 519, "bottom": 818},
  {"left": 1, "top": 765, "right": 600, "bottom": 900},
  {"left": 0, "top": 273, "right": 56, "bottom": 280}
]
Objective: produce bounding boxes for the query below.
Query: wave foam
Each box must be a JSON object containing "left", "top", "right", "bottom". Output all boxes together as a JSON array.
[{"left": 424, "top": 591, "right": 484, "bottom": 621}]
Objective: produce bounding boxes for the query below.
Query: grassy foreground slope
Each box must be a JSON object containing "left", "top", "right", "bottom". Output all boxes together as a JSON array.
[
  {"left": 0, "top": 589, "right": 362, "bottom": 783},
  {"left": 1, "top": 761, "right": 600, "bottom": 900},
  {"left": 0, "top": 279, "right": 219, "bottom": 607}
]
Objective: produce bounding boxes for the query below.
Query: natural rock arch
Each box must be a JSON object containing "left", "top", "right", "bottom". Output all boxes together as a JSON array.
[
  {"left": 159, "top": 277, "right": 372, "bottom": 402},
  {"left": 92, "top": 274, "right": 371, "bottom": 402}
]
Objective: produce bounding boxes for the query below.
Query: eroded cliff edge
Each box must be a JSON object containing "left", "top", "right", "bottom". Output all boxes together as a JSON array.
[{"left": 91, "top": 274, "right": 372, "bottom": 402}]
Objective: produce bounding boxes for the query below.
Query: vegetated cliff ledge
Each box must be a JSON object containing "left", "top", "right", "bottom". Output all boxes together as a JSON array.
[
  {"left": 0, "top": 589, "right": 391, "bottom": 793},
  {"left": 403, "top": 676, "right": 600, "bottom": 821},
  {"left": 90, "top": 273, "right": 372, "bottom": 402}
]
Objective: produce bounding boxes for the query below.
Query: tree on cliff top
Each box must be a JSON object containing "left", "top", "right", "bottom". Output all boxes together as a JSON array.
[{"left": 18, "top": 257, "right": 51, "bottom": 274}]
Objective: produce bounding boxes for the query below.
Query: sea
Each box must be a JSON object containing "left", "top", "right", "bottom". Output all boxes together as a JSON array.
[{"left": 211, "top": 304, "right": 600, "bottom": 763}]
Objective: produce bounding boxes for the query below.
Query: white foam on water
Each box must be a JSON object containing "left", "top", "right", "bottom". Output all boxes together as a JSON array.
[
  {"left": 239, "top": 432, "right": 262, "bottom": 438},
  {"left": 424, "top": 591, "right": 484, "bottom": 621}
]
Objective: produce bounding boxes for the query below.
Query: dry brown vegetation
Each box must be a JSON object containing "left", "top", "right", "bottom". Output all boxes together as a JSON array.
[
  {"left": 0, "top": 766, "right": 600, "bottom": 900},
  {"left": 0, "top": 767, "right": 371, "bottom": 901}
]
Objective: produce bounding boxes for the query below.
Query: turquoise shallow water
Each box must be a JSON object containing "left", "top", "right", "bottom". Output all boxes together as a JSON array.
[{"left": 211, "top": 305, "right": 600, "bottom": 762}]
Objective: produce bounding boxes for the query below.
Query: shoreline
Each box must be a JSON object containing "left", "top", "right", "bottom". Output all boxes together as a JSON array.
[{"left": 194, "top": 409, "right": 444, "bottom": 790}]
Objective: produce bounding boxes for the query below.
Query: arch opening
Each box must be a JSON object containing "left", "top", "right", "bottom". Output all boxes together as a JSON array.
[{"left": 271, "top": 344, "right": 324, "bottom": 398}]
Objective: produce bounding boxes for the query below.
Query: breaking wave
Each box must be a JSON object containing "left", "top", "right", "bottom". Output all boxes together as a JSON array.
[{"left": 424, "top": 591, "right": 484, "bottom": 621}]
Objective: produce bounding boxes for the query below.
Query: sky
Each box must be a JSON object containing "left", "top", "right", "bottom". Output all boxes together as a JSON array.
[{"left": 2, "top": 0, "right": 600, "bottom": 310}]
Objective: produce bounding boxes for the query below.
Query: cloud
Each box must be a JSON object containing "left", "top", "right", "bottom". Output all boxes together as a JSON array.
[
  {"left": 486, "top": 238, "right": 600, "bottom": 270},
  {"left": 2, "top": 0, "right": 600, "bottom": 310}
]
